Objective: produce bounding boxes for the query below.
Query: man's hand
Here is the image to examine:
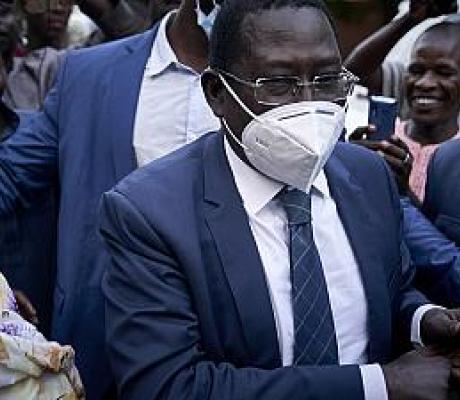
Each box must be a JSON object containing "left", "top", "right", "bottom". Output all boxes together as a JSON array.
[
  {"left": 13, "top": 290, "right": 39, "bottom": 325},
  {"left": 349, "top": 125, "right": 413, "bottom": 194},
  {"left": 409, "top": 0, "right": 458, "bottom": 23},
  {"left": 421, "top": 308, "right": 460, "bottom": 349},
  {"left": 383, "top": 349, "right": 451, "bottom": 400}
]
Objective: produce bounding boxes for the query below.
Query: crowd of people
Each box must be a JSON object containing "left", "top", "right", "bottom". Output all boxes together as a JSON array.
[{"left": 0, "top": 0, "right": 460, "bottom": 399}]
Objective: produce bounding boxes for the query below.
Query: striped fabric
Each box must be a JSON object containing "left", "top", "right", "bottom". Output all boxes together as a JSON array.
[{"left": 278, "top": 188, "right": 338, "bottom": 366}]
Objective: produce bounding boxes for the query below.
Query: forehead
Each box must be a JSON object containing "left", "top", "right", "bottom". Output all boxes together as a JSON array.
[
  {"left": 411, "top": 30, "right": 460, "bottom": 65},
  {"left": 238, "top": 7, "right": 341, "bottom": 75},
  {"left": 21, "top": 0, "right": 73, "bottom": 11}
]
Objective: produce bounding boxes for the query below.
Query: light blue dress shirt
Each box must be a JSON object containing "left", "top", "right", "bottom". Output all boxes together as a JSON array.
[{"left": 133, "top": 13, "right": 220, "bottom": 166}]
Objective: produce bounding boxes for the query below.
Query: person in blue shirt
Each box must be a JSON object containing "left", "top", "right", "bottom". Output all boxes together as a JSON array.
[
  {"left": 423, "top": 139, "right": 460, "bottom": 247},
  {"left": 0, "top": 6, "right": 57, "bottom": 335},
  {"left": 401, "top": 196, "right": 460, "bottom": 307}
]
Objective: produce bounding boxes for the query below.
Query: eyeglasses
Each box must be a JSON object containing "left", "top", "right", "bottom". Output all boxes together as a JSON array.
[{"left": 216, "top": 67, "right": 359, "bottom": 106}]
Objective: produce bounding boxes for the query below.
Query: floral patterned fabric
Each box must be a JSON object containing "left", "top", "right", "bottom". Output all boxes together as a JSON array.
[{"left": 0, "top": 273, "right": 85, "bottom": 399}]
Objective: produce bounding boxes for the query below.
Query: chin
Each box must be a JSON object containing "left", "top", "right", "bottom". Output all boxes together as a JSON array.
[
  {"left": 411, "top": 114, "right": 445, "bottom": 127},
  {"left": 409, "top": 106, "right": 441, "bottom": 121}
]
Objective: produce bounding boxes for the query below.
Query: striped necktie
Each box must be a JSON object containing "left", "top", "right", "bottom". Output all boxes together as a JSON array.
[{"left": 278, "top": 187, "right": 338, "bottom": 365}]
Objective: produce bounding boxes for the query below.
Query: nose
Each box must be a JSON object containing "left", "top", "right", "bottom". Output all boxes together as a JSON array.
[
  {"left": 295, "top": 84, "right": 314, "bottom": 102},
  {"left": 413, "top": 70, "right": 438, "bottom": 91}
]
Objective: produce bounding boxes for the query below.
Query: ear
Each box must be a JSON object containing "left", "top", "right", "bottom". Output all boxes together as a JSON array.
[{"left": 201, "top": 69, "right": 226, "bottom": 118}]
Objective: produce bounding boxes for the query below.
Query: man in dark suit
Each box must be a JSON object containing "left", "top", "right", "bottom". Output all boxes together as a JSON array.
[
  {"left": 424, "top": 139, "right": 460, "bottom": 246},
  {"left": 0, "top": 0, "right": 218, "bottom": 397},
  {"left": 100, "top": 0, "right": 460, "bottom": 399}
]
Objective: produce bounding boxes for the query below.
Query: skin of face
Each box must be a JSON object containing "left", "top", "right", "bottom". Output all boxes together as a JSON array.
[
  {"left": 21, "top": 0, "right": 73, "bottom": 48},
  {"left": 203, "top": 6, "right": 341, "bottom": 162},
  {"left": 405, "top": 28, "right": 460, "bottom": 129}
]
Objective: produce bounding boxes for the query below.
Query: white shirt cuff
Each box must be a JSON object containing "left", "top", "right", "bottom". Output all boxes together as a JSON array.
[
  {"left": 410, "top": 304, "right": 445, "bottom": 346},
  {"left": 360, "top": 364, "right": 388, "bottom": 400}
]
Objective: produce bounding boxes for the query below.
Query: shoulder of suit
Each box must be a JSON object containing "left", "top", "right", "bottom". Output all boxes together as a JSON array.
[
  {"left": 331, "top": 141, "right": 393, "bottom": 188},
  {"left": 434, "top": 138, "right": 460, "bottom": 164},
  {"left": 114, "top": 132, "right": 217, "bottom": 195},
  {"left": 64, "top": 27, "right": 157, "bottom": 65},
  {"left": 334, "top": 141, "right": 386, "bottom": 169}
]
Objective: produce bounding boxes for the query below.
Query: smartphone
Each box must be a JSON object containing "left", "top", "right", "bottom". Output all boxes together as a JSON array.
[{"left": 368, "top": 95, "right": 398, "bottom": 141}]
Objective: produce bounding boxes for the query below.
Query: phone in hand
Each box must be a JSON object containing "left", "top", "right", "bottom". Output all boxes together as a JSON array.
[{"left": 368, "top": 95, "right": 398, "bottom": 141}]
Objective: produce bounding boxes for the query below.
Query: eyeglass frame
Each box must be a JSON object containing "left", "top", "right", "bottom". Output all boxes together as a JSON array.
[{"left": 214, "top": 67, "right": 359, "bottom": 106}]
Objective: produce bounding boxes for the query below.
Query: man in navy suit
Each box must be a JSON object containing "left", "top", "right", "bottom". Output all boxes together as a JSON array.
[
  {"left": 424, "top": 139, "right": 460, "bottom": 246},
  {"left": 100, "top": 0, "right": 460, "bottom": 399},
  {"left": 0, "top": 0, "right": 219, "bottom": 397}
]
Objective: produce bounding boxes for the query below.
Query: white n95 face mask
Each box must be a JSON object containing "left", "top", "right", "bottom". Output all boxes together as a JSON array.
[{"left": 219, "top": 75, "right": 346, "bottom": 191}]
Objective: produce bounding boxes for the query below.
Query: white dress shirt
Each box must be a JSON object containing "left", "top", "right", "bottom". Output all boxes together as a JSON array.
[
  {"left": 224, "top": 138, "right": 390, "bottom": 399},
  {"left": 133, "top": 13, "right": 220, "bottom": 166}
]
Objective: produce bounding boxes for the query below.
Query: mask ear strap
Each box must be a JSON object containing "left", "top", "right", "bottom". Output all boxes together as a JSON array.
[
  {"left": 221, "top": 118, "right": 249, "bottom": 150},
  {"left": 218, "top": 73, "right": 261, "bottom": 122}
]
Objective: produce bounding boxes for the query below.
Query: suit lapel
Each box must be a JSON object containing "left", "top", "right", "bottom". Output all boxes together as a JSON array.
[
  {"left": 202, "top": 133, "right": 281, "bottom": 368},
  {"left": 107, "top": 26, "right": 159, "bottom": 181},
  {"left": 325, "top": 154, "right": 392, "bottom": 362}
]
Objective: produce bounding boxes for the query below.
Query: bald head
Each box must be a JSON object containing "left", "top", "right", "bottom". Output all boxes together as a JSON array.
[{"left": 413, "top": 21, "right": 460, "bottom": 63}]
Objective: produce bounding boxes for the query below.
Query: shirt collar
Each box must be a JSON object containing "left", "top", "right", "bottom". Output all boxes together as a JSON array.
[
  {"left": 145, "top": 12, "right": 179, "bottom": 77},
  {"left": 224, "top": 136, "right": 331, "bottom": 215},
  {"left": 314, "top": 167, "right": 330, "bottom": 199}
]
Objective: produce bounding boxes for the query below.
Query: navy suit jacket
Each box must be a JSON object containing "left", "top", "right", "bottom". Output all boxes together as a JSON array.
[
  {"left": 0, "top": 27, "right": 159, "bottom": 399},
  {"left": 402, "top": 197, "right": 460, "bottom": 307},
  {"left": 424, "top": 139, "right": 460, "bottom": 246},
  {"left": 100, "top": 132, "right": 427, "bottom": 400}
]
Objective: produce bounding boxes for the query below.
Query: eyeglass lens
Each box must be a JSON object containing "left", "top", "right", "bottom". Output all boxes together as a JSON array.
[{"left": 256, "top": 76, "right": 353, "bottom": 105}]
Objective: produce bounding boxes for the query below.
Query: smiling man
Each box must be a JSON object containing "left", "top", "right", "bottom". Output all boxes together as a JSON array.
[
  {"left": 345, "top": 14, "right": 460, "bottom": 203},
  {"left": 345, "top": 17, "right": 460, "bottom": 308},
  {"left": 405, "top": 24, "right": 460, "bottom": 126},
  {"left": 392, "top": 18, "right": 460, "bottom": 201},
  {"left": 100, "top": 0, "right": 460, "bottom": 399}
]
